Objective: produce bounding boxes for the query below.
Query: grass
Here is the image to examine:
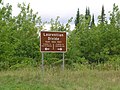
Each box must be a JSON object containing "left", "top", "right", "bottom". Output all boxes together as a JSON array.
[{"left": 0, "top": 66, "right": 120, "bottom": 90}]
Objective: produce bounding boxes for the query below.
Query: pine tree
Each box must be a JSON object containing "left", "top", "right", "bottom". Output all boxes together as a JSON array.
[
  {"left": 85, "top": 7, "right": 90, "bottom": 20},
  {"left": 101, "top": 5, "right": 105, "bottom": 23},
  {"left": 88, "top": 7, "right": 90, "bottom": 16},
  {"left": 75, "top": 8, "right": 80, "bottom": 26},
  {"left": 85, "top": 7, "right": 91, "bottom": 28},
  {"left": 91, "top": 14, "right": 95, "bottom": 27},
  {"left": 85, "top": 7, "right": 88, "bottom": 20},
  {"left": 98, "top": 5, "right": 106, "bottom": 24}
]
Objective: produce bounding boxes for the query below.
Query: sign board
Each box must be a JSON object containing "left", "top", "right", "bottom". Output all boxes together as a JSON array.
[{"left": 40, "top": 31, "right": 67, "bottom": 52}]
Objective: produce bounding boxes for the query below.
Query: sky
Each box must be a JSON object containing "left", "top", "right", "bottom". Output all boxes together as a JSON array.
[{"left": 3, "top": 0, "right": 120, "bottom": 24}]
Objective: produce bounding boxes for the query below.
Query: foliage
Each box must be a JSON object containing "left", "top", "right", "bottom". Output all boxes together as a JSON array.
[
  {"left": 74, "top": 8, "right": 80, "bottom": 27},
  {"left": 98, "top": 5, "right": 106, "bottom": 24},
  {"left": 67, "top": 3, "right": 120, "bottom": 65},
  {"left": 0, "top": 1, "right": 120, "bottom": 70},
  {"left": 85, "top": 7, "right": 91, "bottom": 26},
  {"left": 91, "top": 14, "right": 95, "bottom": 27},
  {"left": 0, "top": 2, "right": 42, "bottom": 70}
]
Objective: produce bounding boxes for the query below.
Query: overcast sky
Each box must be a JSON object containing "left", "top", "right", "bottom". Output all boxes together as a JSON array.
[{"left": 3, "top": 0, "right": 120, "bottom": 24}]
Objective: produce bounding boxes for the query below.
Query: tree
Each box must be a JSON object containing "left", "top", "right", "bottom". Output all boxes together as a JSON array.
[
  {"left": 101, "top": 5, "right": 105, "bottom": 23},
  {"left": 13, "top": 3, "right": 42, "bottom": 60},
  {"left": 109, "top": 3, "right": 120, "bottom": 28},
  {"left": 98, "top": 5, "right": 106, "bottom": 24},
  {"left": 75, "top": 8, "right": 80, "bottom": 26},
  {"left": 0, "top": 1, "right": 15, "bottom": 70},
  {"left": 85, "top": 7, "right": 91, "bottom": 28},
  {"left": 85, "top": 7, "right": 90, "bottom": 20},
  {"left": 90, "top": 14, "right": 95, "bottom": 27},
  {"left": 0, "top": 2, "right": 43, "bottom": 70}
]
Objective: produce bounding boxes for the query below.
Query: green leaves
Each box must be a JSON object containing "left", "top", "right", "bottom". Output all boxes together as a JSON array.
[
  {"left": 0, "top": 1, "right": 120, "bottom": 70},
  {"left": 0, "top": 2, "right": 41, "bottom": 70},
  {"left": 67, "top": 4, "right": 120, "bottom": 64}
]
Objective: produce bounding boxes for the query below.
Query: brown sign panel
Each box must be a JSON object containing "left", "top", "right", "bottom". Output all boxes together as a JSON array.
[{"left": 40, "top": 31, "right": 67, "bottom": 52}]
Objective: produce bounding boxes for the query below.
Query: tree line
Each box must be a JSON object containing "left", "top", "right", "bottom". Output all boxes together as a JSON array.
[{"left": 0, "top": 0, "right": 120, "bottom": 70}]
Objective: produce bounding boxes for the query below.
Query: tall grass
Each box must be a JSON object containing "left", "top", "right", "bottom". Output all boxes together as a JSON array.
[{"left": 0, "top": 66, "right": 120, "bottom": 90}]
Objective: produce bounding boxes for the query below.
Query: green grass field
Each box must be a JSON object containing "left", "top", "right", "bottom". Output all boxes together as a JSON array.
[{"left": 0, "top": 67, "right": 120, "bottom": 90}]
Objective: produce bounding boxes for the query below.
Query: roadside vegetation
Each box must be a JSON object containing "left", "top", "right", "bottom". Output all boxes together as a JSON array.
[
  {"left": 0, "top": 0, "right": 120, "bottom": 70},
  {"left": 0, "top": 0, "right": 120, "bottom": 89},
  {"left": 0, "top": 66, "right": 120, "bottom": 90}
]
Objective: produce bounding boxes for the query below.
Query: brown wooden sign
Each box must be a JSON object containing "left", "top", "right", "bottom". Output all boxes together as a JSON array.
[{"left": 40, "top": 31, "right": 67, "bottom": 52}]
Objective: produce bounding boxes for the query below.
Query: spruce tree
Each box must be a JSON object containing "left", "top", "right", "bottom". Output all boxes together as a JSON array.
[
  {"left": 85, "top": 7, "right": 90, "bottom": 20},
  {"left": 85, "top": 7, "right": 91, "bottom": 28},
  {"left": 75, "top": 8, "right": 80, "bottom": 26},
  {"left": 91, "top": 14, "right": 95, "bottom": 27},
  {"left": 85, "top": 7, "right": 88, "bottom": 20},
  {"left": 101, "top": 5, "right": 105, "bottom": 23},
  {"left": 88, "top": 7, "right": 90, "bottom": 16},
  {"left": 98, "top": 5, "right": 106, "bottom": 24}
]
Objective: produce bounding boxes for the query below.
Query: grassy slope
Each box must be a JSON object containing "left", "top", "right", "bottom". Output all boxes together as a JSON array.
[{"left": 0, "top": 67, "right": 120, "bottom": 90}]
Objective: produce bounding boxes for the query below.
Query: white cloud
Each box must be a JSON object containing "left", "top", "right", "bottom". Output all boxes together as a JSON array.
[{"left": 3, "top": 0, "right": 120, "bottom": 23}]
